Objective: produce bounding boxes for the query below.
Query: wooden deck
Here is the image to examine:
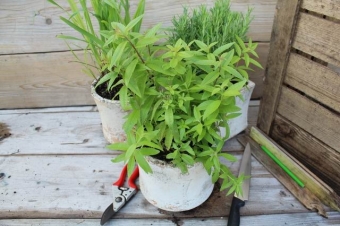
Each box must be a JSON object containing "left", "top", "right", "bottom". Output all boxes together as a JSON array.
[{"left": 0, "top": 102, "right": 339, "bottom": 225}]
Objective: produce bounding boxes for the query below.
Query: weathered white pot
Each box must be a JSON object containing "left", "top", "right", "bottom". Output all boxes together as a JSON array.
[
  {"left": 220, "top": 80, "right": 255, "bottom": 140},
  {"left": 139, "top": 156, "right": 214, "bottom": 212},
  {"left": 91, "top": 82, "right": 128, "bottom": 143}
]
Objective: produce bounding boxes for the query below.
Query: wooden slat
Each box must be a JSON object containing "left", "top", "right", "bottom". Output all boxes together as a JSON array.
[
  {"left": 0, "top": 51, "right": 94, "bottom": 109},
  {"left": 0, "top": 44, "right": 268, "bottom": 109},
  {"left": 0, "top": 154, "right": 314, "bottom": 219},
  {"left": 293, "top": 12, "right": 340, "bottom": 67},
  {"left": 1, "top": 212, "right": 340, "bottom": 226},
  {"left": 272, "top": 115, "right": 340, "bottom": 195},
  {"left": 257, "top": 0, "right": 302, "bottom": 133},
  {"left": 301, "top": 0, "right": 340, "bottom": 20},
  {"left": 0, "top": 104, "right": 259, "bottom": 155},
  {"left": 0, "top": 0, "right": 277, "bottom": 54},
  {"left": 285, "top": 53, "right": 340, "bottom": 113},
  {"left": 277, "top": 87, "right": 340, "bottom": 153}
]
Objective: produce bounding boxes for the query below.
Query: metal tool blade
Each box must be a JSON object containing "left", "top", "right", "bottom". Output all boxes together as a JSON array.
[
  {"left": 235, "top": 143, "right": 251, "bottom": 201},
  {"left": 100, "top": 203, "right": 114, "bottom": 225}
]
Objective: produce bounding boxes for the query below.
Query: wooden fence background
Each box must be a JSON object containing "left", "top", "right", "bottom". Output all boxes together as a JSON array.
[{"left": 0, "top": 0, "right": 277, "bottom": 109}]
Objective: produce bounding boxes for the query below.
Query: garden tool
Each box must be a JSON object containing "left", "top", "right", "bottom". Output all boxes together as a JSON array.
[
  {"left": 227, "top": 143, "right": 251, "bottom": 226},
  {"left": 100, "top": 165, "right": 139, "bottom": 225}
]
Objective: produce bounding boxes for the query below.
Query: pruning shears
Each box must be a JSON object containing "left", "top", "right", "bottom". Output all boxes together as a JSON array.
[{"left": 100, "top": 165, "right": 139, "bottom": 225}]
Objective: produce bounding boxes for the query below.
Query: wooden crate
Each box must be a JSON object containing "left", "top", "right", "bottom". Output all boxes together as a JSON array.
[
  {"left": 0, "top": 0, "right": 277, "bottom": 109},
  {"left": 258, "top": 0, "right": 340, "bottom": 194}
]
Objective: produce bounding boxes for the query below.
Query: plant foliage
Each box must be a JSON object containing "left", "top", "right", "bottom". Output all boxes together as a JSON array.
[
  {"left": 107, "top": 19, "right": 262, "bottom": 195},
  {"left": 47, "top": 0, "right": 146, "bottom": 101},
  {"left": 169, "top": 0, "right": 253, "bottom": 53}
]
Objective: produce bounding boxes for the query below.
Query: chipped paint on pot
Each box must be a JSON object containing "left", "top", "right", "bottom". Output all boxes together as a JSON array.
[
  {"left": 91, "top": 81, "right": 128, "bottom": 143},
  {"left": 138, "top": 156, "right": 214, "bottom": 212},
  {"left": 220, "top": 80, "right": 255, "bottom": 140}
]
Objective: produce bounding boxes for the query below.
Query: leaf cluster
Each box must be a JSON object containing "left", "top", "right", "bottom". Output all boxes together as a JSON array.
[
  {"left": 108, "top": 30, "right": 262, "bottom": 194},
  {"left": 169, "top": 0, "right": 253, "bottom": 53},
  {"left": 47, "top": 0, "right": 146, "bottom": 100}
]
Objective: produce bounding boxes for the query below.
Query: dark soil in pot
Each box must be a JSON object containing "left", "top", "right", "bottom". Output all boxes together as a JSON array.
[{"left": 94, "top": 76, "right": 122, "bottom": 100}]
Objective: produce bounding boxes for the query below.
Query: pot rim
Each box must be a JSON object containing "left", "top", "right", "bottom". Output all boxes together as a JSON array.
[
  {"left": 145, "top": 156, "right": 204, "bottom": 170},
  {"left": 91, "top": 80, "right": 121, "bottom": 105}
]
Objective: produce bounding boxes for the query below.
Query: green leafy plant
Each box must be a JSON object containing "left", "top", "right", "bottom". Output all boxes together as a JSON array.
[
  {"left": 169, "top": 0, "right": 253, "bottom": 53},
  {"left": 48, "top": 0, "right": 146, "bottom": 101},
  {"left": 107, "top": 19, "right": 262, "bottom": 194}
]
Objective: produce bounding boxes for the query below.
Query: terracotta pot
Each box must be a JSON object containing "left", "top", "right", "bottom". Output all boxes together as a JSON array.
[
  {"left": 91, "top": 82, "right": 128, "bottom": 143},
  {"left": 220, "top": 80, "right": 255, "bottom": 139},
  {"left": 138, "top": 156, "right": 214, "bottom": 212}
]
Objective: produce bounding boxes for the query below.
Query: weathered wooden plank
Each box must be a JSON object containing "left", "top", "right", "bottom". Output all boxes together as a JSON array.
[
  {"left": 0, "top": 106, "right": 97, "bottom": 115},
  {"left": 245, "top": 128, "right": 340, "bottom": 212},
  {"left": 0, "top": 44, "right": 268, "bottom": 109},
  {"left": 293, "top": 12, "right": 340, "bottom": 67},
  {"left": 257, "top": 0, "right": 302, "bottom": 134},
  {"left": 0, "top": 51, "right": 94, "bottom": 109},
  {"left": 0, "top": 0, "right": 276, "bottom": 54},
  {"left": 272, "top": 115, "right": 340, "bottom": 195},
  {"left": 285, "top": 53, "right": 340, "bottom": 113},
  {"left": 0, "top": 104, "right": 259, "bottom": 155},
  {"left": 0, "top": 154, "right": 314, "bottom": 219},
  {"left": 1, "top": 212, "right": 340, "bottom": 226},
  {"left": 277, "top": 87, "right": 340, "bottom": 153},
  {"left": 301, "top": 0, "right": 340, "bottom": 20}
]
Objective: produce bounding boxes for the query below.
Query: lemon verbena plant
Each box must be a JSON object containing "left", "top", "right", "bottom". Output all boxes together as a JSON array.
[
  {"left": 48, "top": 0, "right": 145, "bottom": 103},
  {"left": 107, "top": 20, "right": 262, "bottom": 195}
]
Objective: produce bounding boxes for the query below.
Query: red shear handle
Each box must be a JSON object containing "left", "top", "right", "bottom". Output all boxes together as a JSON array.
[
  {"left": 113, "top": 165, "right": 127, "bottom": 187},
  {"left": 113, "top": 165, "right": 139, "bottom": 189},
  {"left": 128, "top": 167, "right": 139, "bottom": 189}
]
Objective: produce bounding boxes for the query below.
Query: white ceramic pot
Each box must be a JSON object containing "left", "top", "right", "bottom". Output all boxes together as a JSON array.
[
  {"left": 138, "top": 156, "right": 214, "bottom": 212},
  {"left": 91, "top": 82, "right": 128, "bottom": 143},
  {"left": 220, "top": 80, "right": 255, "bottom": 140}
]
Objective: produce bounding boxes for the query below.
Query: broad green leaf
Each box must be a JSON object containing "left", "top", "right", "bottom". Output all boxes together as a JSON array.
[
  {"left": 110, "top": 41, "right": 127, "bottom": 68},
  {"left": 165, "top": 128, "right": 173, "bottom": 150},
  {"left": 107, "top": 142, "right": 129, "bottom": 151},
  {"left": 165, "top": 108, "right": 174, "bottom": 127},
  {"left": 249, "top": 58, "right": 263, "bottom": 69},
  {"left": 243, "top": 52, "right": 250, "bottom": 67},
  {"left": 111, "top": 153, "right": 126, "bottom": 163},
  {"left": 125, "top": 144, "right": 137, "bottom": 161},
  {"left": 218, "top": 153, "right": 237, "bottom": 162},
  {"left": 127, "top": 157, "right": 136, "bottom": 177},
  {"left": 194, "top": 40, "right": 208, "bottom": 52},
  {"left": 203, "top": 100, "right": 221, "bottom": 120},
  {"left": 236, "top": 36, "right": 246, "bottom": 50},
  {"left": 213, "top": 42, "right": 234, "bottom": 55},
  {"left": 125, "top": 15, "right": 144, "bottom": 32},
  {"left": 201, "top": 71, "right": 219, "bottom": 85},
  {"left": 182, "top": 154, "right": 195, "bottom": 165},
  {"left": 140, "top": 148, "right": 160, "bottom": 156},
  {"left": 194, "top": 60, "right": 216, "bottom": 66},
  {"left": 135, "top": 151, "right": 152, "bottom": 174},
  {"left": 223, "top": 66, "right": 244, "bottom": 80},
  {"left": 124, "top": 59, "right": 138, "bottom": 86}
]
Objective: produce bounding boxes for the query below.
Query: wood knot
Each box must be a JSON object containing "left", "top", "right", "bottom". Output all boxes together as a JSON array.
[
  {"left": 45, "top": 18, "right": 52, "bottom": 25},
  {"left": 276, "top": 123, "right": 292, "bottom": 137},
  {"left": 0, "top": 123, "right": 11, "bottom": 141}
]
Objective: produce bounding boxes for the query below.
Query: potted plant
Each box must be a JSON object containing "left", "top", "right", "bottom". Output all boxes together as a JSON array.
[
  {"left": 47, "top": 0, "right": 146, "bottom": 143},
  {"left": 107, "top": 18, "right": 261, "bottom": 210},
  {"left": 168, "top": 0, "right": 261, "bottom": 139}
]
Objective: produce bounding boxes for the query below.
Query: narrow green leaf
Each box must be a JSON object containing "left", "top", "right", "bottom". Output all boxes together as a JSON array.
[
  {"left": 125, "top": 15, "right": 144, "bottom": 32},
  {"left": 107, "top": 142, "right": 129, "bottom": 151},
  {"left": 111, "top": 153, "right": 126, "bottom": 163},
  {"left": 203, "top": 100, "right": 221, "bottom": 120},
  {"left": 135, "top": 151, "right": 152, "bottom": 174},
  {"left": 110, "top": 41, "right": 127, "bottom": 68},
  {"left": 124, "top": 59, "right": 138, "bottom": 86},
  {"left": 213, "top": 42, "right": 234, "bottom": 55},
  {"left": 182, "top": 154, "right": 195, "bottom": 165},
  {"left": 140, "top": 148, "right": 160, "bottom": 156},
  {"left": 165, "top": 108, "right": 174, "bottom": 127}
]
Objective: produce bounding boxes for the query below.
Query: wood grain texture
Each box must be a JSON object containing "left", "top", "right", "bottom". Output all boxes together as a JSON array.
[
  {"left": 285, "top": 53, "right": 340, "bottom": 113},
  {"left": 277, "top": 86, "right": 340, "bottom": 153},
  {"left": 1, "top": 212, "right": 340, "bottom": 226},
  {"left": 293, "top": 12, "right": 340, "bottom": 67},
  {"left": 244, "top": 128, "right": 340, "bottom": 212},
  {"left": 257, "top": 0, "right": 302, "bottom": 134},
  {"left": 272, "top": 115, "right": 340, "bottom": 195},
  {"left": 0, "top": 51, "right": 94, "bottom": 109},
  {"left": 301, "top": 0, "right": 340, "bottom": 20},
  {"left": 0, "top": 0, "right": 277, "bottom": 54},
  {"left": 0, "top": 104, "right": 259, "bottom": 155},
  {"left": 0, "top": 154, "right": 314, "bottom": 219},
  {"left": 0, "top": 44, "right": 268, "bottom": 109}
]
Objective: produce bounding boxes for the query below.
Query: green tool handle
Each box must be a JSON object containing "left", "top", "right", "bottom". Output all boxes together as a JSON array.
[{"left": 260, "top": 145, "right": 305, "bottom": 188}]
